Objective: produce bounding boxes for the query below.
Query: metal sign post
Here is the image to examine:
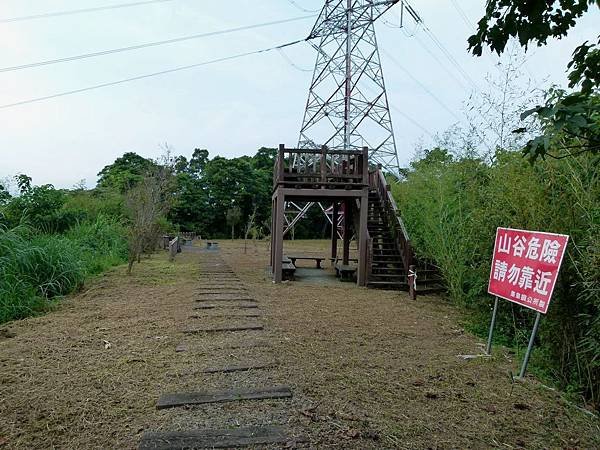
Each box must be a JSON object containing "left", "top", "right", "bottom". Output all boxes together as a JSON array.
[
  {"left": 518, "top": 312, "right": 542, "bottom": 379},
  {"left": 485, "top": 296, "right": 499, "bottom": 355},
  {"left": 485, "top": 227, "right": 569, "bottom": 366}
]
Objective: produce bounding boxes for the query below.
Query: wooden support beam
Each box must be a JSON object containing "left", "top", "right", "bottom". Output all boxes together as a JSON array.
[
  {"left": 343, "top": 199, "right": 351, "bottom": 265},
  {"left": 273, "top": 190, "right": 285, "bottom": 283},
  {"left": 331, "top": 201, "right": 339, "bottom": 263},
  {"left": 357, "top": 191, "right": 369, "bottom": 286}
]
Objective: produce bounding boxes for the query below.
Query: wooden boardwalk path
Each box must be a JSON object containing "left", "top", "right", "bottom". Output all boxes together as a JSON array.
[{"left": 139, "top": 249, "right": 304, "bottom": 449}]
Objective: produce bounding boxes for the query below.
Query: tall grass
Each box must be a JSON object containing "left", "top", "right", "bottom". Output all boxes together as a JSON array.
[
  {"left": 0, "top": 217, "right": 127, "bottom": 324},
  {"left": 393, "top": 149, "right": 600, "bottom": 408}
]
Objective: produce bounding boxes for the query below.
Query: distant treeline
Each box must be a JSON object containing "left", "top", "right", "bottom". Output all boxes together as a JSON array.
[{"left": 0, "top": 146, "right": 331, "bottom": 324}]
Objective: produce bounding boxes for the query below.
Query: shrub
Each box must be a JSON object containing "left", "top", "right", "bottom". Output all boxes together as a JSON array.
[
  {"left": 0, "top": 217, "right": 128, "bottom": 324},
  {"left": 393, "top": 149, "right": 600, "bottom": 408}
]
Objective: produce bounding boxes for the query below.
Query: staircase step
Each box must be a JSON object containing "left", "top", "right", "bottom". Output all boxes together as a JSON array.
[{"left": 367, "top": 281, "right": 409, "bottom": 289}]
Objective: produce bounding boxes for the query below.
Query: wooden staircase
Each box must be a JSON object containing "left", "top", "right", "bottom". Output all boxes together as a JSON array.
[{"left": 366, "top": 168, "right": 444, "bottom": 294}]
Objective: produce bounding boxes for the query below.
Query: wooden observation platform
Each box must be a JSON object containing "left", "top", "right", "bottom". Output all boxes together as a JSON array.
[{"left": 270, "top": 144, "right": 444, "bottom": 293}]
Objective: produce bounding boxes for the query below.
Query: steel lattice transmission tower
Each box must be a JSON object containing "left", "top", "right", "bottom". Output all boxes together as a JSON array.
[{"left": 297, "top": 0, "right": 401, "bottom": 174}]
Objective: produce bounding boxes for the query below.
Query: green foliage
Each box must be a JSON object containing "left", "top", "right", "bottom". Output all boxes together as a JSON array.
[
  {"left": 0, "top": 218, "right": 127, "bottom": 324},
  {"left": 520, "top": 90, "right": 600, "bottom": 161},
  {"left": 97, "top": 152, "right": 157, "bottom": 192},
  {"left": 65, "top": 216, "right": 128, "bottom": 275},
  {"left": 15, "top": 174, "right": 32, "bottom": 194},
  {"left": 394, "top": 148, "right": 600, "bottom": 407},
  {"left": 168, "top": 147, "right": 278, "bottom": 239},
  {"left": 468, "top": 0, "right": 595, "bottom": 56},
  {"left": 2, "top": 184, "right": 76, "bottom": 232},
  {"left": 469, "top": 0, "right": 600, "bottom": 162},
  {"left": 0, "top": 183, "right": 10, "bottom": 206}
]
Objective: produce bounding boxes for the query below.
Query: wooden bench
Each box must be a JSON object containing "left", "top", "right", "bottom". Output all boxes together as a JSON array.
[
  {"left": 335, "top": 263, "right": 357, "bottom": 282},
  {"left": 288, "top": 255, "right": 325, "bottom": 269},
  {"left": 282, "top": 262, "right": 296, "bottom": 281}
]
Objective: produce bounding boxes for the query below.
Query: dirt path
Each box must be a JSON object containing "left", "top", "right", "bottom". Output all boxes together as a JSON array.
[{"left": 1, "top": 240, "right": 598, "bottom": 449}]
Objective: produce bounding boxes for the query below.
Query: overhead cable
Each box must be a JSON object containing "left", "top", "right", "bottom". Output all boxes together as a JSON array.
[
  {"left": 0, "top": 40, "right": 305, "bottom": 109},
  {"left": 380, "top": 48, "right": 461, "bottom": 121},
  {"left": 0, "top": 0, "right": 175, "bottom": 23},
  {"left": 0, "top": 15, "right": 317, "bottom": 73},
  {"left": 283, "top": 0, "right": 320, "bottom": 13}
]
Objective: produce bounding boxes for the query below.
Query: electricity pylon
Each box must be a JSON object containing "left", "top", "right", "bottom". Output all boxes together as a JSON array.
[{"left": 285, "top": 0, "right": 401, "bottom": 235}]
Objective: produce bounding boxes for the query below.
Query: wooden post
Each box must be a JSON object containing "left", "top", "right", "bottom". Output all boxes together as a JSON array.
[
  {"left": 357, "top": 192, "right": 369, "bottom": 286},
  {"left": 270, "top": 198, "right": 276, "bottom": 270},
  {"left": 331, "top": 201, "right": 339, "bottom": 264},
  {"left": 361, "top": 146, "right": 369, "bottom": 185},
  {"left": 273, "top": 191, "right": 285, "bottom": 283},
  {"left": 277, "top": 144, "right": 285, "bottom": 184},
  {"left": 343, "top": 199, "right": 351, "bottom": 265}
]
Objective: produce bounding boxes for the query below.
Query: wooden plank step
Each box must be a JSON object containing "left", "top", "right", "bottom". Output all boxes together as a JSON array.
[
  {"left": 184, "top": 324, "right": 263, "bottom": 334},
  {"left": 139, "top": 425, "right": 299, "bottom": 449},
  {"left": 195, "top": 297, "right": 256, "bottom": 303},
  {"left": 174, "top": 340, "right": 270, "bottom": 353},
  {"left": 156, "top": 386, "right": 292, "bottom": 409},
  {"left": 203, "top": 362, "right": 275, "bottom": 374},
  {"left": 194, "top": 303, "right": 258, "bottom": 310},
  {"left": 190, "top": 312, "right": 262, "bottom": 318},
  {"left": 196, "top": 292, "right": 248, "bottom": 296}
]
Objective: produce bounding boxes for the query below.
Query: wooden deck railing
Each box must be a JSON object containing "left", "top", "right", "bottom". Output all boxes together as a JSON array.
[
  {"left": 369, "top": 166, "right": 413, "bottom": 275},
  {"left": 273, "top": 145, "right": 369, "bottom": 190}
]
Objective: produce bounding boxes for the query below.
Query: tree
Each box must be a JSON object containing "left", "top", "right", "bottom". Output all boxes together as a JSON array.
[
  {"left": 188, "top": 148, "right": 209, "bottom": 176},
  {"left": 468, "top": 0, "right": 600, "bottom": 161},
  {"left": 15, "top": 174, "right": 32, "bottom": 194},
  {"left": 125, "top": 164, "right": 174, "bottom": 274},
  {"left": 3, "top": 184, "right": 77, "bottom": 232},
  {"left": 243, "top": 205, "right": 258, "bottom": 254},
  {"left": 97, "top": 152, "right": 157, "bottom": 192},
  {"left": 0, "top": 183, "right": 11, "bottom": 206},
  {"left": 226, "top": 206, "right": 242, "bottom": 240}
]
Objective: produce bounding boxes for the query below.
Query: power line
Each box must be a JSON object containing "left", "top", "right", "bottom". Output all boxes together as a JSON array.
[
  {"left": 361, "top": 83, "right": 435, "bottom": 139},
  {"left": 283, "top": 0, "right": 320, "bottom": 13},
  {"left": 277, "top": 47, "right": 312, "bottom": 72},
  {"left": 0, "top": 40, "right": 305, "bottom": 109},
  {"left": 421, "top": 25, "right": 480, "bottom": 91},
  {"left": 0, "top": 15, "right": 317, "bottom": 73},
  {"left": 449, "top": 0, "right": 473, "bottom": 28},
  {"left": 380, "top": 48, "right": 461, "bottom": 121},
  {"left": 0, "top": 0, "right": 175, "bottom": 23},
  {"left": 401, "top": 0, "right": 480, "bottom": 92},
  {"left": 413, "top": 33, "right": 469, "bottom": 91}
]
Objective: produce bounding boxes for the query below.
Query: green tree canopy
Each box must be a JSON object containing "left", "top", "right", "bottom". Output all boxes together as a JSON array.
[
  {"left": 468, "top": 0, "right": 600, "bottom": 161},
  {"left": 97, "top": 152, "right": 157, "bottom": 192}
]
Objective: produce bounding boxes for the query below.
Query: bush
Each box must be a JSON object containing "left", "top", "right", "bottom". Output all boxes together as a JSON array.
[
  {"left": 393, "top": 148, "right": 600, "bottom": 408},
  {"left": 0, "top": 217, "right": 128, "bottom": 324}
]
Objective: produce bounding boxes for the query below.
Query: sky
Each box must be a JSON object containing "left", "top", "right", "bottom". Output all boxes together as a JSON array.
[{"left": 0, "top": 0, "right": 598, "bottom": 189}]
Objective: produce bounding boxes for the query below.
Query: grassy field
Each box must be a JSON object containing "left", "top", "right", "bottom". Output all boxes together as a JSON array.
[{"left": 0, "top": 239, "right": 598, "bottom": 449}]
